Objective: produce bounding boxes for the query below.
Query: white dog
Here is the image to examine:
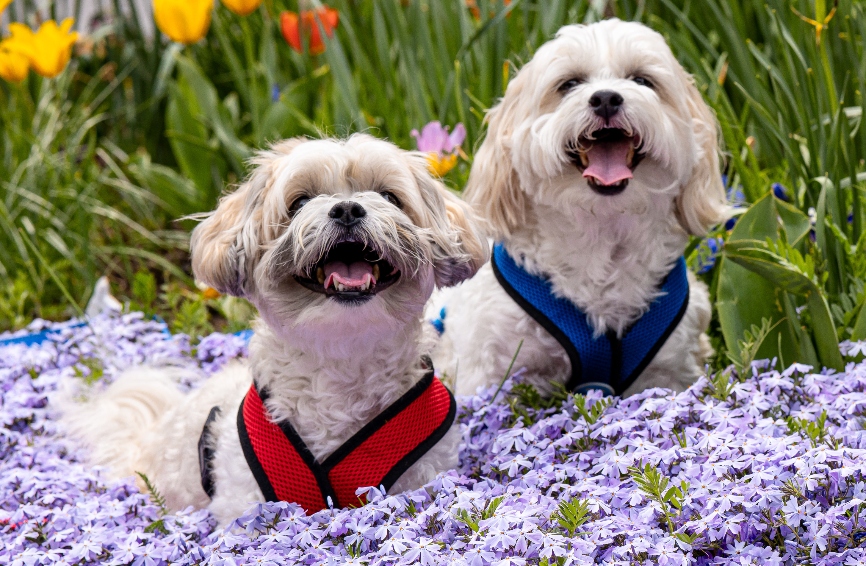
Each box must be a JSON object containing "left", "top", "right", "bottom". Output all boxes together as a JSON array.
[
  {"left": 431, "top": 19, "right": 728, "bottom": 398},
  {"left": 60, "top": 135, "right": 488, "bottom": 525}
]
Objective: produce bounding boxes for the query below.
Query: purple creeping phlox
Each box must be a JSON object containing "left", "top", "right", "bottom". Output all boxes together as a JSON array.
[
  {"left": 3, "top": 314, "right": 866, "bottom": 564},
  {"left": 410, "top": 121, "right": 466, "bottom": 177}
]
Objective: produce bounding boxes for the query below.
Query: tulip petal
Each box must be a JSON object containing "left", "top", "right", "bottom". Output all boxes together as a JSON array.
[
  {"left": 0, "top": 39, "right": 29, "bottom": 83},
  {"left": 280, "top": 6, "right": 338, "bottom": 55},
  {"left": 222, "top": 0, "right": 261, "bottom": 17},
  {"left": 154, "top": 0, "right": 213, "bottom": 45},
  {"left": 280, "top": 11, "right": 302, "bottom": 53}
]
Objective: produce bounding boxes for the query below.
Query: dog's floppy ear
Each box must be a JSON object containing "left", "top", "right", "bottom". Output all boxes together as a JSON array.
[
  {"left": 463, "top": 68, "right": 529, "bottom": 239},
  {"left": 410, "top": 156, "right": 489, "bottom": 288},
  {"left": 190, "top": 138, "right": 307, "bottom": 296},
  {"left": 675, "top": 74, "right": 729, "bottom": 236}
]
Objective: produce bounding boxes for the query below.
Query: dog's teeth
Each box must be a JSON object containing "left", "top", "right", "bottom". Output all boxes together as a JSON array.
[
  {"left": 626, "top": 145, "right": 635, "bottom": 166},
  {"left": 579, "top": 149, "right": 589, "bottom": 167},
  {"left": 317, "top": 267, "right": 325, "bottom": 285},
  {"left": 372, "top": 264, "right": 380, "bottom": 281}
]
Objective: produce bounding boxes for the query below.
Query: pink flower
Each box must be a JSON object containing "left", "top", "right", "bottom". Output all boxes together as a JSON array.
[
  {"left": 410, "top": 121, "right": 467, "bottom": 176},
  {"left": 410, "top": 121, "right": 466, "bottom": 156}
]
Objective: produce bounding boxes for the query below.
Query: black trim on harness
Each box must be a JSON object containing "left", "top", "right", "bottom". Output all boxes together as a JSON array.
[
  {"left": 491, "top": 251, "right": 584, "bottom": 388},
  {"left": 198, "top": 406, "right": 221, "bottom": 499},
  {"left": 320, "top": 369, "right": 435, "bottom": 469},
  {"left": 237, "top": 399, "right": 279, "bottom": 502},
  {"left": 257, "top": 385, "right": 337, "bottom": 507},
  {"left": 379, "top": 387, "right": 456, "bottom": 491},
  {"left": 228, "top": 362, "right": 455, "bottom": 509},
  {"left": 620, "top": 287, "right": 689, "bottom": 392},
  {"left": 492, "top": 248, "right": 689, "bottom": 396},
  {"left": 607, "top": 331, "right": 623, "bottom": 393}
]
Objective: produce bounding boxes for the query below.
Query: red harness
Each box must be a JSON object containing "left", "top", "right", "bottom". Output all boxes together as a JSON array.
[{"left": 207, "top": 368, "right": 455, "bottom": 514}]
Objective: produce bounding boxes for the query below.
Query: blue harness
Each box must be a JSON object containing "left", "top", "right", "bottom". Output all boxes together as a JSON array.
[{"left": 491, "top": 244, "right": 690, "bottom": 396}]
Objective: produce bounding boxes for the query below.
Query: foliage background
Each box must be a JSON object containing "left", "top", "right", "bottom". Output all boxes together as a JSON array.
[{"left": 0, "top": 0, "right": 864, "bottom": 372}]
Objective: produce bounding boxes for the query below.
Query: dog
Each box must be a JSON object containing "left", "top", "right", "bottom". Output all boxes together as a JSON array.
[
  {"left": 60, "top": 135, "right": 488, "bottom": 525},
  {"left": 430, "top": 19, "right": 728, "bottom": 399}
]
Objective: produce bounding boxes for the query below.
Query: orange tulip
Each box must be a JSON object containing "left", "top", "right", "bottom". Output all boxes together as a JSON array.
[
  {"left": 280, "top": 6, "right": 339, "bottom": 55},
  {"left": 221, "top": 0, "right": 261, "bottom": 17}
]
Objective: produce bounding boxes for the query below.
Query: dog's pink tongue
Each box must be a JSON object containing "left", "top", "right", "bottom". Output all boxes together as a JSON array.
[
  {"left": 323, "top": 261, "right": 374, "bottom": 288},
  {"left": 583, "top": 140, "right": 633, "bottom": 186}
]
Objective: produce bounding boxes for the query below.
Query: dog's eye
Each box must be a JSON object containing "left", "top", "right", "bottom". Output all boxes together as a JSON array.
[
  {"left": 289, "top": 196, "right": 311, "bottom": 213},
  {"left": 558, "top": 78, "right": 584, "bottom": 93},
  {"left": 380, "top": 191, "right": 401, "bottom": 208},
  {"left": 632, "top": 76, "right": 654, "bottom": 89}
]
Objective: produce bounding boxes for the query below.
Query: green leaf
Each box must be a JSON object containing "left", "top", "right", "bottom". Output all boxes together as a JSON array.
[
  {"left": 166, "top": 81, "right": 216, "bottom": 204},
  {"left": 776, "top": 199, "right": 812, "bottom": 246},
  {"left": 725, "top": 239, "right": 844, "bottom": 371},
  {"left": 852, "top": 304, "right": 866, "bottom": 341},
  {"left": 127, "top": 155, "right": 205, "bottom": 216},
  {"left": 551, "top": 498, "right": 591, "bottom": 537},
  {"left": 131, "top": 269, "right": 158, "bottom": 313},
  {"left": 724, "top": 241, "right": 815, "bottom": 296},
  {"left": 176, "top": 56, "right": 249, "bottom": 175},
  {"left": 717, "top": 192, "right": 825, "bottom": 368}
]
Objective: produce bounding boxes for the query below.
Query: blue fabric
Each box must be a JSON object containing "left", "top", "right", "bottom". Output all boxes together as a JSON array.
[
  {"left": 0, "top": 323, "right": 87, "bottom": 347},
  {"left": 491, "top": 244, "right": 689, "bottom": 396},
  {"left": 429, "top": 307, "right": 447, "bottom": 336},
  {"left": 0, "top": 321, "right": 253, "bottom": 348},
  {"left": 235, "top": 329, "right": 254, "bottom": 343}
]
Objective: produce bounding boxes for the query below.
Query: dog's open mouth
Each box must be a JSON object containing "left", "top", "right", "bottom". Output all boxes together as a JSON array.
[
  {"left": 294, "top": 240, "right": 400, "bottom": 302},
  {"left": 567, "top": 128, "right": 645, "bottom": 196}
]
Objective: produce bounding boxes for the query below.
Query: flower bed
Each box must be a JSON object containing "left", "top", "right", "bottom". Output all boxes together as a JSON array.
[{"left": 2, "top": 315, "right": 866, "bottom": 565}]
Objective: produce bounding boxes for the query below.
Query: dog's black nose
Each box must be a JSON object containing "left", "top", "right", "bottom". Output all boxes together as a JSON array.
[
  {"left": 589, "top": 90, "right": 624, "bottom": 120},
  {"left": 329, "top": 201, "right": 366, "bottom": 226}
]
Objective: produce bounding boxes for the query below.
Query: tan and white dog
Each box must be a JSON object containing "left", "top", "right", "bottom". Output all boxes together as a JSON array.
[
  {"left": 60, "top": 135, "right": 487, "bottom": 525},
  {"left": 431, "top": 19, "right": 728, "bottom": 398}
]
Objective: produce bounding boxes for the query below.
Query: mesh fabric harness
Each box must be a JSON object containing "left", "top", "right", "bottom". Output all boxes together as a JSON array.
[
  {"left": 491, "top": 243, "right": 690, "bottom": 396},
  {"left": 200, "top": 367, "right": 455, "bottom": 514}
]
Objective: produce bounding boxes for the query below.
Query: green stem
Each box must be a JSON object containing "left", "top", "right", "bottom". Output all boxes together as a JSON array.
[
  {"left": 240, "top": 17, "right": 262, "bottom": 143},
  {"left": 490, "top": 339, "right": 524, "bottom": 406}
]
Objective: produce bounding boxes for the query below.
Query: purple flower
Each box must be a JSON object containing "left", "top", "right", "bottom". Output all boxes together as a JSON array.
[
  {"left": 3, "top": 313, "right": 866, "bottom": 564},
  {"left": 695, "top": 236, "right": 723, "bottom": 274},
  {"left": 410, "top": 121, "right": 466, "bottom": 156},
  {"left": 772, "top": 182, "right": 790, "bottom": 202}
]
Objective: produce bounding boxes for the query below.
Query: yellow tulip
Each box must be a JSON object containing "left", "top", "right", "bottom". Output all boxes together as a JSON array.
[
  {"left": 0, "top": 0, "right": 13, "bottom": 16},
  {"left": 153, "top": 0, "right": 214, "bottom": 45},
  {"left": 8, "top": 19, "right": 79, "bottom": 79},
  {"left": 221, "top": 0, "right": 261, "bottom": 17},
  {"left": 426, "top": 153, "right": 458, "bottom": 177},
  {"left": 0, "top": 39, "right": 29, "bottom": 83}
]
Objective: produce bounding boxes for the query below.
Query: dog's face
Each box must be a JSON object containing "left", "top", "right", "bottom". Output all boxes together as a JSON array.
[
  {"left": 466, "top": 19, "right": 727, "bottom": 237},
  {"left": 191, "top": 135, "right": 487, "bottom": 348}
]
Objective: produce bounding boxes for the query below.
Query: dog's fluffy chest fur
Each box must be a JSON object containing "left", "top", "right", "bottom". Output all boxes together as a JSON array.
[
  {"left": 250, "top": 327, "right": 428, "bottom": 461},
  {"left": 507, "top": 202, "right": 688, "bottom": 337}
]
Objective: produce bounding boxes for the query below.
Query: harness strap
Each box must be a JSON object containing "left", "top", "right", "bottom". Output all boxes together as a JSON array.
[
  {"left": 204, "top": 367, "right": 455, "bottom": 514},
  {"left": 491, "top": 243, "right": 689, "bottom": 395},
  {"left": 197, "top": 406, "right": 221, "bottom": 499}
]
